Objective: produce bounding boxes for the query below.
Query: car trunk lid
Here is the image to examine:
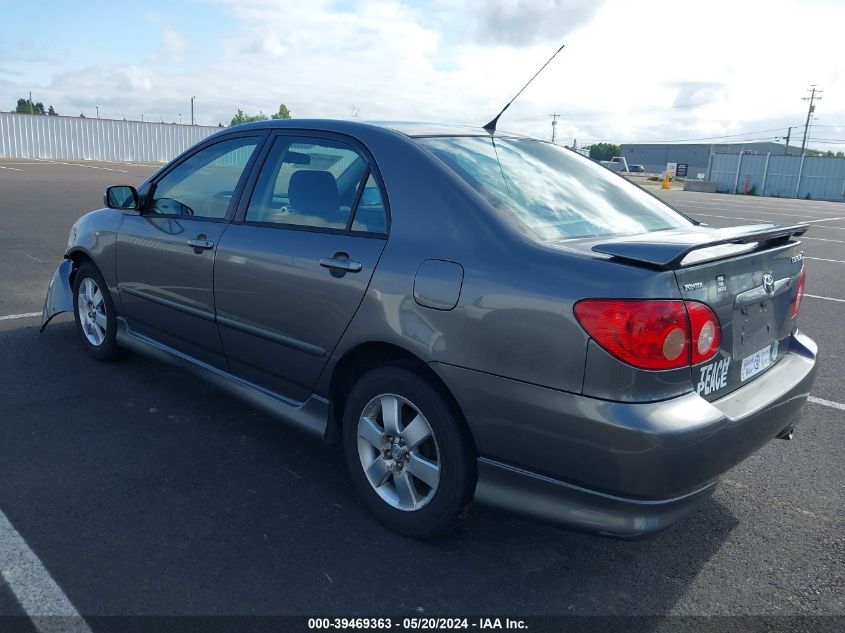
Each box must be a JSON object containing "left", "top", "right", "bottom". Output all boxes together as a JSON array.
[{"left": 589, "top": 223, "right": 807, "bottom": 400}]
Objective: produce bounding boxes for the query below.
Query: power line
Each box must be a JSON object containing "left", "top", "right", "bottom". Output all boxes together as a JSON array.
[
  {"left": 593, "top": 127, "right": 794, "bottom": 145},
  {"left": 507, "top": 100, "right": 723, "bottom": 124}
]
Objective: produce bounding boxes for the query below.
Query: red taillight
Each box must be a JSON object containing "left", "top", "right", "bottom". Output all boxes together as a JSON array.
[
  {"left": 790, "top": 267, "right": 806, "bottom": 319},
  {"left": 687, "top": 301, "right": 721, "bottom": 364},
  {"left": 574, "top": 299, "right": 721, "bottom": 370}
]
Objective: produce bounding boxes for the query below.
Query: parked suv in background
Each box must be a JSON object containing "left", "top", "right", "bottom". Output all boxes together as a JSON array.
[{"left": 43, "top": 120, "right": 817, "bottom": 538}]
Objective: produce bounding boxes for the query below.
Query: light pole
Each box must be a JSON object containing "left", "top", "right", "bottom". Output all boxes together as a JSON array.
[
  {"left": 191, "top": 96, "right": 195, "bottom": 125},
  {"left": 179, "top": 113, "right": 182, "bottom": 125},
  {"left": 96, "top": 106, "right": 99, "bottom": 119}
]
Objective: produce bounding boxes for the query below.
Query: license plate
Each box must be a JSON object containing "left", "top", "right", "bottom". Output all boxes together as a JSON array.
[{"left": 740, "top": 343, "right": 776, "bottom": 381}]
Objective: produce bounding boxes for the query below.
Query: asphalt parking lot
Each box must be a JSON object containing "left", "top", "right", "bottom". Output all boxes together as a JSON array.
[{"left": 0, "top": 159, "right": 843, "bottom": 626}]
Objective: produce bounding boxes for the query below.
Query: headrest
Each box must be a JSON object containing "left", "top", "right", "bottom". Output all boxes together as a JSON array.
[{"left": 288, "top": 170, "right": 340, "bottom": 219}]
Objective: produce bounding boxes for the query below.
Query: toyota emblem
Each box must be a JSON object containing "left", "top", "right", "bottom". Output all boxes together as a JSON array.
[{"left": 763, "top": 273, "right": 775, "bottom": 295}]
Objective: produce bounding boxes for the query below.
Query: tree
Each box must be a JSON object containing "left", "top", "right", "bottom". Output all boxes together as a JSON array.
[
  {"left": 14, "top": 96, "right": 55, "bottom": 115},
  {"left": 589, "top": 142, "right": 622, "bottom": 162},
  {"left": 270, "top": 103, "right": 291, "bottom": 119},
  {"left": 15, "top": 98, "right": 33, "bottom": 114},
  {"left": 48, "top": 105, "right": 57, "bottom": 116},
  {"left": 824, "top": 150, "right": 835, "bottom": 158},
  {"left": 230, "top": 103, "right": 292, "bottom": 126},
  {"left": 230, "top": 108, "right": 268, "bottom": 126},
  {"left": 836, "top": 151, "right": 844, "bottom": 159}
]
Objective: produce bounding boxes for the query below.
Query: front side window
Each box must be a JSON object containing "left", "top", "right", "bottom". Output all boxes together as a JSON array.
[
  {"left": 246, "top": 137, "right": 386, "bottom": 231},
  {"left": 418, "top": 136, "right": 692, "bottom": 240},
  {"left": 150, "top": 137, "right": 260, "bottom": 219}
]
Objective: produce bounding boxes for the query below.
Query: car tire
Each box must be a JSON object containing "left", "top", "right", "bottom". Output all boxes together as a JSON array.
[
  {"left": 342, "top": 365, "right": 476, "bottom": 538},
  {"left": 72, "top": 261, "right": 120, "bottom": 361}
]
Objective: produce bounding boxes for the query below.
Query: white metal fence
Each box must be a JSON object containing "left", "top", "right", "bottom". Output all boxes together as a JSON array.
[
  {"left": 0, "top": 112, "right": 221, "bottom": 163},
  {"left": 707, "top": 152, "right": 845, "bottom": 201}
]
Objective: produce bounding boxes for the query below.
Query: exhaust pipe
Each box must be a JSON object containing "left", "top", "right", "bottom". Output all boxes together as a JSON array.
[{"left": 777, "top": 427, "right": 794, "bottom": 441}]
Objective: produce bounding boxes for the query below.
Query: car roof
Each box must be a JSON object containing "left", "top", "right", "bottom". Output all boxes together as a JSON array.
[{"left": 224, "top": 118, "right": 535, "bottom": 140}]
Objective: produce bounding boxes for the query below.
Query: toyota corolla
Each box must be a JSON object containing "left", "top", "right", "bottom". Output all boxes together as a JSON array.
[{"left": 42, "top": 120, "right": 817, "bottom": 538}]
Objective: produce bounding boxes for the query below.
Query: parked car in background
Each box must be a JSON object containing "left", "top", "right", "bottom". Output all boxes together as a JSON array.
[
  {"left": 42, "top": 120, "right": 816, "bottom": 538},
  {"left": 628, "top": 163, "right": 645, "bottom": 172}
]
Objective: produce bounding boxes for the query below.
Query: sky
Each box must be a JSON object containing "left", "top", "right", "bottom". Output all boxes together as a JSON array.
[{"left": 2, "top": 0, "right": 845, "bottom": 151}]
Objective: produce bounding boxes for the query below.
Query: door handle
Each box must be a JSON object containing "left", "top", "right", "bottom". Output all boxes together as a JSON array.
[
  {"left": 187, "top": 238, "right": 214, "bottom": 250},
  {"left": 319, "top": 255, "right": 362, "bottom": 273}
]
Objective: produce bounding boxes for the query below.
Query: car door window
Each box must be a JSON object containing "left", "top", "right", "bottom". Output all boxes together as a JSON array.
[
  {"left": 150, "top": 137, "right": 260, "bottom": 219},
  {"left": 246, "top": 137, "right": 377, "bottom": 230}
]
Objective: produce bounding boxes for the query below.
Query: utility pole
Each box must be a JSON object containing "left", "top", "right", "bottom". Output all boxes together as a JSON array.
[
  {"left": 191, "top": 96, "right": 195, "bottom": 125},
  {"left": 96, "top": 106, "right": 99, "bottom": 119},
  {"left": 800, "top": 85, "right": 822, "bottom": 156},
  {"left": 550, "top": 113, "right": 561, "bottom": 143},
  {"left": 782, "top": 126, "right": 792, "bottom": 155}
]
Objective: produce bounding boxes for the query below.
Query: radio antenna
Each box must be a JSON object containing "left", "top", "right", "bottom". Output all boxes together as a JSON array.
[{"left": 483, "top": 42, "right": 566, "bottom": 134}]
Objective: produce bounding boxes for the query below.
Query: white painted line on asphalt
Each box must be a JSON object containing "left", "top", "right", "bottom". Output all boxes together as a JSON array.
[
  {"left": 659, "top": 190, "right": 845, "bottom": 206},
  {"left": 672, "top": 201, "right": 843, "bottom": 219},
  {"left": 693, "top": 212, "right": 781, "bottom": 223},
  {"left": 803, "top": 236, "right": 845, "bottom": 244},
  {"left": 0, "top": 312, "right": 41, "bottom": 321},
  {"left": 804, "top": 216, "right": 845, "bottom": 223},
  {"left": 805, "top": 294, "right": 845, "bottom": 303},
  {"left": 0, "top": 165, "right": 23, "bottom": 171},
  {"left": 32, "top": 158, "right": 127, "bottom": 173},
  {"left": 0, "top": 509, "right": 93, "bottom": 632},
  {"left": 691, "top": 212, "right": 845, "bottom": 230},
  {"left": 808, "top": 396, "right": 845, "bottom": 412},
  {"left": 806, "top": 257, "right": 845, "bottom": 264}
]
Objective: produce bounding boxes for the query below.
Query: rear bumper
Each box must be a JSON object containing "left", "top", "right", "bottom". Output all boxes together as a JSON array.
[
  {"left": 432, "top": 331, "right": 818, "bottom": 538},
  {"left": 475, "top": 458, "right": 718, "bottom": 539}
]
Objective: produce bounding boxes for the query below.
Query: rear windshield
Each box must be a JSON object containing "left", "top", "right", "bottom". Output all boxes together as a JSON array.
[{"left": 418, "top": 136, "right": 692, "bottom": 240}]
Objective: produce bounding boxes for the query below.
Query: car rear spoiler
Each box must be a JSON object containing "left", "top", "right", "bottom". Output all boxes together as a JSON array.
[{"left": 590, "top": 223, "right": 809, "bottom": 269}]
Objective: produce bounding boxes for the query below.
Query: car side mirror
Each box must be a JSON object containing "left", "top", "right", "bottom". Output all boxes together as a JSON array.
[{"left": 104, "top": 185, "right": 140, "bottom": 211}]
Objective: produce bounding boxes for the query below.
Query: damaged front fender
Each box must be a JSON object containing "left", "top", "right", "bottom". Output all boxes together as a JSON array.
[{"left": 41, "top": 259, "right": 74, "bottom": 332}]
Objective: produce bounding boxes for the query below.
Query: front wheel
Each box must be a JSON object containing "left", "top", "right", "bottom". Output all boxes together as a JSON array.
[
  {"left": 72, "top": 261, "right": 120, "bottom": 361},
  {"left": 342, "top": 365, "right": 475, "bottom": 537}
]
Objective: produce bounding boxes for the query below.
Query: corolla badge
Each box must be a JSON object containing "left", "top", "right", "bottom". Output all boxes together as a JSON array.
[{"left": 763, "top": 273, "right": 775, "bottom": 295}]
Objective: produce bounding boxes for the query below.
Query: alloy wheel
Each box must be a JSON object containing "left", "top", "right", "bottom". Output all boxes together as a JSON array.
[
  {"left": 356, "top": 393, "right": 441, "bottom": 511},
  {"left": 76, "top": 277, "right": 107, "bottom": 346}
]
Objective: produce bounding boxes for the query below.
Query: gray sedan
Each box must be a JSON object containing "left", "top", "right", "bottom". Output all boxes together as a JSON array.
[{"left": 42, "top": 120, "right": 817, "bottom": 538}]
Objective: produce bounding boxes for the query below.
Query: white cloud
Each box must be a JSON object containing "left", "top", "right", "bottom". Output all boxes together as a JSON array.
[
  {"left": 6, "top": 0, "right": 845, "bottom": 149},
  {"left": 473, "top": 0, "right": 606, "bottom": 45}
]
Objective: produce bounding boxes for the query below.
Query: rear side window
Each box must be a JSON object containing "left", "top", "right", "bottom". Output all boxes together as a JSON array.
[
  {"left": 150, "top": 137, "right": 259, "bottom": 219},
  {"left": 246, "top": 137, "right": 386, "bottom": 233},
  {"left": 418, "top": 136, "right": 691, "bottom": 240},
  {"left": 351, "top": 173, "right": 387, "bottom": 233}
]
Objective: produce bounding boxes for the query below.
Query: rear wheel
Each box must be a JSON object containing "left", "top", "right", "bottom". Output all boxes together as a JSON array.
[
  {"left": 72, "top": 261, "right": 119, "bottom": 361},
  {"left": 342, "top": 365, "right": 475, "bottom": 537}
]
